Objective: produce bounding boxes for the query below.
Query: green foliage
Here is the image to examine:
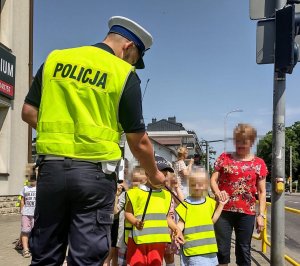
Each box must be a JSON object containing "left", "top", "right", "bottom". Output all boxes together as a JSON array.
[{"left": 257, "top": 121, "right": 300, "bottom": 181}]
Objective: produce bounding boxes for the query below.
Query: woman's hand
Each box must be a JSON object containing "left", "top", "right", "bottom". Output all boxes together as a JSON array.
[
  {"left": 256, "top": 215, "right": 265, "bottom": 233},
  {"left": 215, "top": 190, "right": 228, "bottom": 202}
]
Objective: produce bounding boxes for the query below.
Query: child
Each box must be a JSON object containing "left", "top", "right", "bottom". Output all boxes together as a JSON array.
[
  {"left": 20, "top": 165, "right": 37, "bottom": 258},
  {"left": 15, "top": 179, "right": 29, "bottom": 251},
  {"left": 116, "top": 165, "right": 142, "bottom": 266},
  {"left": 164, "top": 171, "right": 184, "bottom": 266},
  {"left": 176, "top": 167, "right": 229, "bottom": 266},
  {"left": 103, "top": 180, "right": 126, "bottom": 266},
  {"left": 125, "top": 157, "right": 184, "bottom": 266}
]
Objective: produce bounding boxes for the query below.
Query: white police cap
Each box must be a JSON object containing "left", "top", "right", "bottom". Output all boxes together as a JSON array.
[{"left": 108, "top": 16, "right": 153, "bottom": 69}]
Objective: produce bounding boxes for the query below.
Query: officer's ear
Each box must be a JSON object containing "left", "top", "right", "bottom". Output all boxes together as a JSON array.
[{"left": 124, "top": 41, "right": 135, "bottom": 52}]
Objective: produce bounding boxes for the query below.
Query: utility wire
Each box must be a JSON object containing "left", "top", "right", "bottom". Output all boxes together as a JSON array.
[{"left": 142, "top": 78, "right": 150, "bottom": 101}]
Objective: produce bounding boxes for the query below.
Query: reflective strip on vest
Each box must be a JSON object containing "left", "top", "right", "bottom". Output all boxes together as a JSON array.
[
  {"left": 135, "top": 213, "right": 167, "bottom": 221},
  {"left": 133, "top": 227, "right": 169, "bottom": 237},
  {"left": 184, "top": 237, "right": 217, "bottom": 249},
  {"left": 184, "top": 224, "right": 214, "bottom": 235}
]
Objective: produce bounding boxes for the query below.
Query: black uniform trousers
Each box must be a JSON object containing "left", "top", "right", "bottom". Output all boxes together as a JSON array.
[{"left": 29, "top": 158, "right": 117, "bottom": 266}]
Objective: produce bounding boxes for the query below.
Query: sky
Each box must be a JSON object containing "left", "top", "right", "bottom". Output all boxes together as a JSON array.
[{"left": 33, "top": 0, "right": 300, "bottom": 157}]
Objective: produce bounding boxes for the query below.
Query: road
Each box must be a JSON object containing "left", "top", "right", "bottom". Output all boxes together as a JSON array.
[
  {"left": 265, "top": 193, "right": 300, "bottom": 263},
  {"left": 285, "top": 193, "right": 300, "bottom": 260}
]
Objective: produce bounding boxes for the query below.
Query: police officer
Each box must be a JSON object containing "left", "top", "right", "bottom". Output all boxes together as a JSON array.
[{"left": 21, "top": 16, "right": 166, "bottom": 266}]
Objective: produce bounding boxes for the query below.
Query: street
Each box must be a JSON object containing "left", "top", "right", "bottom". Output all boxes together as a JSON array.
[
  {"left": 265, "top": 193, "right": 300, "bottom": 263},
  {"left": 284, "top": 193, "right": 300, "bottom": 260}
]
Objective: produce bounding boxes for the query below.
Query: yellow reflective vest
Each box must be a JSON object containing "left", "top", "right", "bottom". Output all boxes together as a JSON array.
[
  {"left": 125, "top": 185, "right": 172, "bottom": 244},
  {"left": 176, "top": 196, "right": 218, "bottom": 256},
  {"left": 37, "top": 46, "right": 134, "bottom": 161}
]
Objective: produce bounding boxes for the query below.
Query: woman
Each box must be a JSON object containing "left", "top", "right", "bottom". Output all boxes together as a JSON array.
[
  {"left": 174, "top": 146, "right": 194, "bottom": 198},
  {"left": 210, "top": 123, "right": 268, "bottom": 266}
]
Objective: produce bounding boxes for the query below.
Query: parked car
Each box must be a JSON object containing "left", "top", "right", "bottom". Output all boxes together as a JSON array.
[
  {"left": 255, "top": 181, "right": 272, "bottom": 202},
  {"left": 265, "top": 182, "right": 272, "bottom": 202}
]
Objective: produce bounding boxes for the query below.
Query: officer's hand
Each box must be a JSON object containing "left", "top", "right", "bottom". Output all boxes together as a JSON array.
[{"left": 147, "top": 170, "right": 166, "bottom": 189}]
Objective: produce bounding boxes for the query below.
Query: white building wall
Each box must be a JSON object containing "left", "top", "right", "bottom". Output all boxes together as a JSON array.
[
  {"left": 123, "top": 139, "right": 176, "bottom": 174},
  {"left": 0, "top": 0, "right": 30, "bottom": 195}
]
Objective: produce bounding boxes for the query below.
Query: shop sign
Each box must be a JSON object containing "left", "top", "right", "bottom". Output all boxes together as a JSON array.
[{"left": 0, "top": 45, "right": 16, "bottom": 99}]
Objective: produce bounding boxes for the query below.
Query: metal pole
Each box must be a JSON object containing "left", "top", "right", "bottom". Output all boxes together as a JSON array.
[
  {"left": 290, "top": 146, "right": 293, "bottom": 193},
  {"left": 271, "top": 67, "right": 286, "bottom": 265},
  {"left": 206, "top": 141, "right": 209, "bottom": 174},
  {"left": 271, "top": 0, "right": 287, "bottom": 263}
]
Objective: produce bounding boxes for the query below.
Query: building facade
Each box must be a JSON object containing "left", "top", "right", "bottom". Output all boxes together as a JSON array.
[
  {"left": 0, "top": 0, "right": 31, "bottom": 200},
  {"left": 147, "top": 116, "right": 202, "bottom": 160}
]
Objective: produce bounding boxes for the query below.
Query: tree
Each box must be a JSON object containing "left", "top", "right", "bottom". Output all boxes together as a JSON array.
[{"left": 257, "top": 121, "right": 300, "bottom": 183}]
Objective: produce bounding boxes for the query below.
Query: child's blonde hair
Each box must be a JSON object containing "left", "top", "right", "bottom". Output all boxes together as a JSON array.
[{"left": 177, "top": 146, "right": 188, "bottom": 160}]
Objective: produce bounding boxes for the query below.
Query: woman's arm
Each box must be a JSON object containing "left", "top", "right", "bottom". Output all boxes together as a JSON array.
[
  {"left": 211, "top": 171, "right": 228, "bottom": 202},
  {"left": 180, "top": 159, "right": 194, "bottom": 176},
  {"left": 256, "top": 178, "right": 266, "bottom": 233},
  {"left": 210, "top": 171, "right": 220, "bottom": 194}
]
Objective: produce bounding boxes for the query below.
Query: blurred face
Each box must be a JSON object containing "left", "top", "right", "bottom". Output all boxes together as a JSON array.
[
  {"left": 29, "top": 180, "right": 36, "bottom": 186},
  {"left": 234, "top": 137, "right": 253, "bottom": 157},
  {"left": 131, "top": 170, "right": 147, "bottom": 187},
  {"left": 189, "top": 174, "right": 208, "bottom": 198},
  {"left": 164, "top": 172, "right": 178, "bottom": 188}
]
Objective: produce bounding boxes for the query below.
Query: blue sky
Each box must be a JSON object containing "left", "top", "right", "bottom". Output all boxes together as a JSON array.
[{"left": 33, "top": 0, "right": 300, "bottom": 157}]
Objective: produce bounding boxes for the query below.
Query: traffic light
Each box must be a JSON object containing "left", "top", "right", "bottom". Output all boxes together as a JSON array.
[{"left": 275, "top": 4, "right": 300, "bottom": 74}]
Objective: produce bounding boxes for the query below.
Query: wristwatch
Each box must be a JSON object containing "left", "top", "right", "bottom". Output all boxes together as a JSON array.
[{"left": 257, "top": 213, "right": 266, "bottom": 219}]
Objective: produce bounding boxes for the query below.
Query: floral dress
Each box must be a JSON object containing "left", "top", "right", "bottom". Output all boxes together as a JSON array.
[{"left": 214, "top": 152, "right": 268, "bottom": 215}]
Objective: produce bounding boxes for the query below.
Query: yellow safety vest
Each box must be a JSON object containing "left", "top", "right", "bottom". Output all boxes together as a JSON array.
[
  {"left": 37, "top": 46, "right": 134, "bottom": 161},
  {"left": 176, "top": 197, "right": 218, "bottom": 256},
  {"left": 125, "top": 185, "right": 172, "bottom": 244}
]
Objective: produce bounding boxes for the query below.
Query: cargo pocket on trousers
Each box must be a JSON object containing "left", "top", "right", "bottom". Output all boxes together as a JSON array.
[{"left": 95, "top": 210, "right": 114, "bottom": 251}]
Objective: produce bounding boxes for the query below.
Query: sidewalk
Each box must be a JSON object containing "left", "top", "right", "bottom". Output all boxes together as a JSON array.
[{"left": 0, "top": 214, "right": 271, "bottom": 266}]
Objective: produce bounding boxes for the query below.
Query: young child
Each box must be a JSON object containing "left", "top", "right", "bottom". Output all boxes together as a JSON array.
[
  {"left": 115, "top": 164, "right": 142, "bottom": 266},
  {"left": 164, "top": 171, "right": 184, "bottom": 266},
  {"left": 103, "top": 180, "right": 126, "bottom": 266},
  {"left": 125, "top": 157, "right": 184, "bottom": 266},
  {"left": 176, "top": 167, "right": 229, "bottom": 266},
  {"left": 20, "top": 164, "right": 37, "bottom": 258},
  {"left": 15, "top": 178, "right": 30, "bottom": 251}
]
